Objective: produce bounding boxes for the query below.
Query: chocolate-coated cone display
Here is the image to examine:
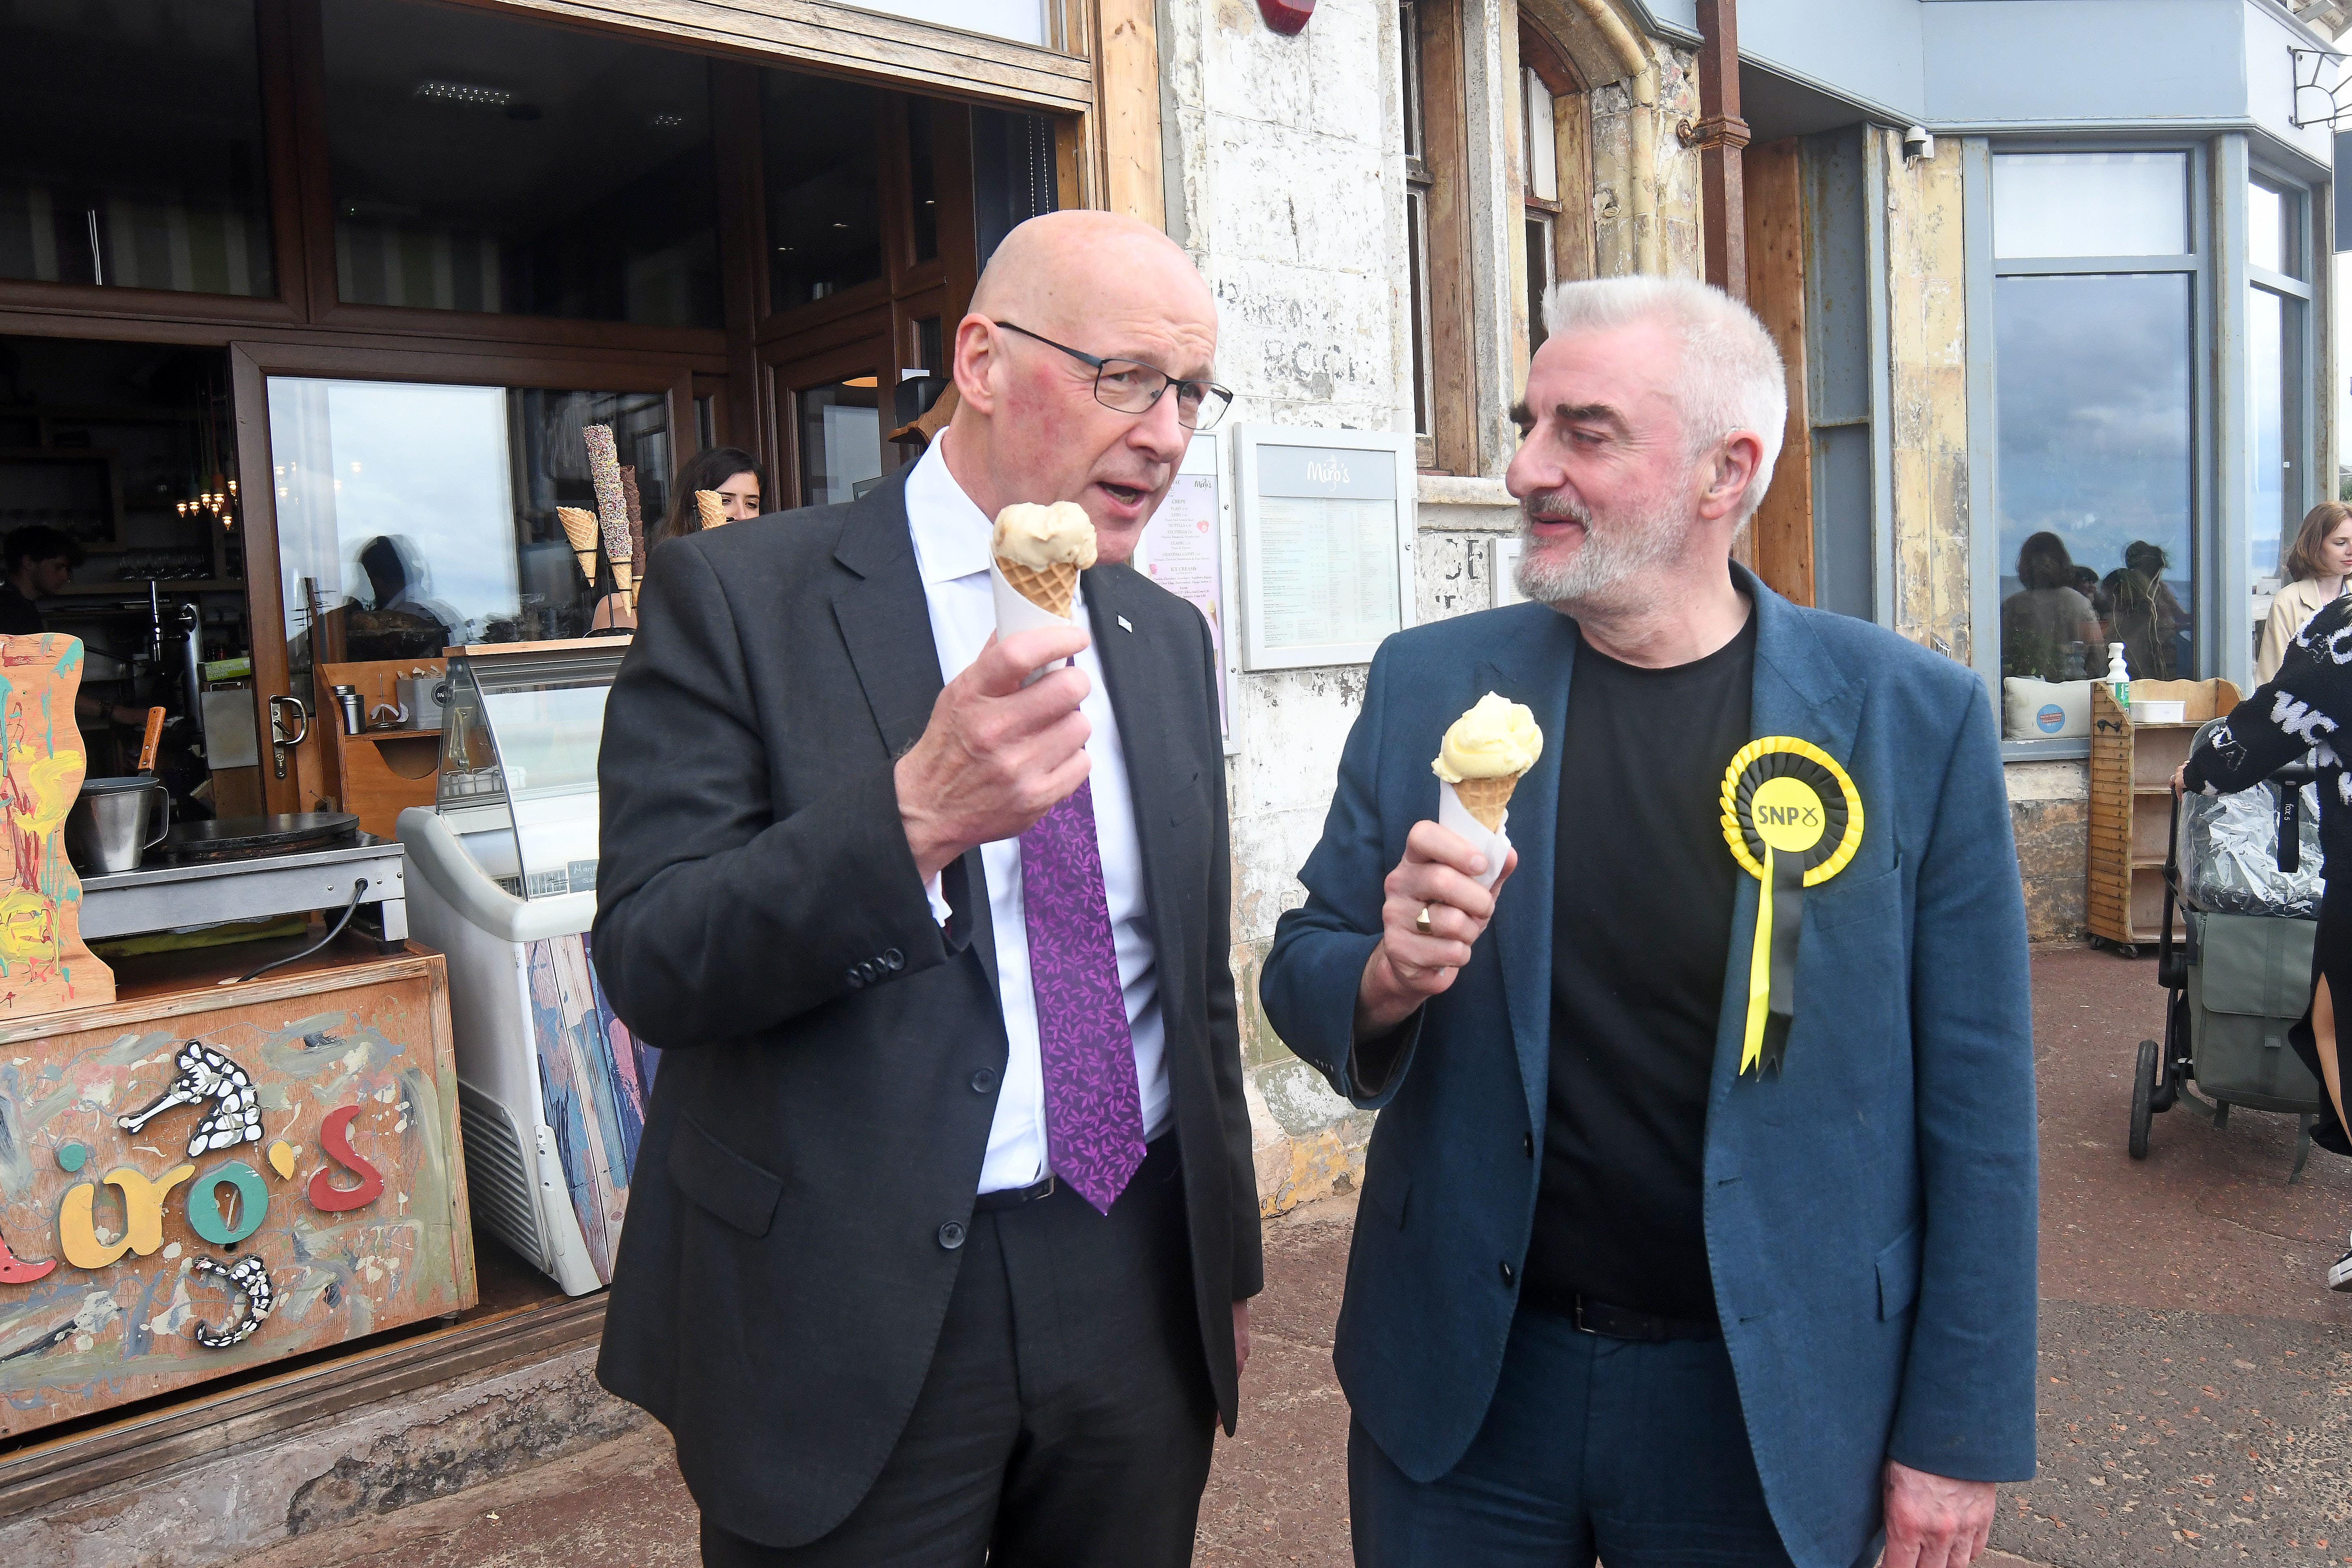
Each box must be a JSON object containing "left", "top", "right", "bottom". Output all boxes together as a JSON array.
[
  {"left": 1453, "top": 772, "right": 1521, "bottom": 831},
  {"left": 999, "top": 559, "right": 1078, "bottom": 618}
]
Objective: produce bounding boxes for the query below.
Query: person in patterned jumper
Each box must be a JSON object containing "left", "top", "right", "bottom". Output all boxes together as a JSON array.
[{"left": 2179, "top": 592, "right": 2352, "bottom": 1291}]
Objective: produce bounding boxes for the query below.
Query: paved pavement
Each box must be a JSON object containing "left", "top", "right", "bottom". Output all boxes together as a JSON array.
[{"left": 228, "top": 946, "right": 2352, "bottom": 1567}]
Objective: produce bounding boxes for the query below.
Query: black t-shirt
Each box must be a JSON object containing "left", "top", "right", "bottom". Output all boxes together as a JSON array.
[
  {"left": 0, "top": 584, "right": 45, "bottom": 637},
  {"left": 1521, "top": 612, "right": 1756, "bottom": 1322}
]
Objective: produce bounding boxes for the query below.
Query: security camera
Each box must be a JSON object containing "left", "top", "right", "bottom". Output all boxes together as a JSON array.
[{"left": 1902, "top": 125, "right": 1935, "bottom": 161}]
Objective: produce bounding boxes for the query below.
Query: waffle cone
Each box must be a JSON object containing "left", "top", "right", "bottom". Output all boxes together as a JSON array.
[
  {"left": 695, "top": 490, "right": 728, "bottom": 530},
  {"left": 1453, "top": 772, "right": 1521, "bottom": 832},
  {"left": 998, "top": 558, "right": 1077, "bottom": 618},
  {"left": 557, "top": 508, "right": 600, "bottom": 584},
  {"left": 612, "top": 562, "right": 637, "bottom": 612}
]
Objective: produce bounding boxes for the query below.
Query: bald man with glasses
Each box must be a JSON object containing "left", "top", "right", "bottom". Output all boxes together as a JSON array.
[{"left": 592, "top": 211, "right": 1258, "bottom": 1567}]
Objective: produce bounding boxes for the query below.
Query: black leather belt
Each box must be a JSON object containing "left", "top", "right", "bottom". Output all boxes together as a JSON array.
[
  {"left": 1562, "top": 1294, "right": 1720, "bottom": 1342},
  {"left": 974, "top": 1174, "right": 1057, "bottom": 1212}
]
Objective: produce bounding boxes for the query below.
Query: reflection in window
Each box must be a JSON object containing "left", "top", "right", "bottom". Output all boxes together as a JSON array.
[
  {"left": 835, "top": 0, "right": 1045, "bottom": 47},
  {"left": 909, "top": 97, "right": 940, "bottom": 265},
  {"left": 269, "top": 378, "right": 669, "bottom": 705},
  {"left": 2248, "top": 285, "right": 2305, "bottom": 639},
  {"left": 1995, "top": 274, "right": 2193, "bottom": 688},
  {"left": 0, "top": 0, "right": 275, "bottom": 296},
  {"left": 323, "top": 0, "right": 721, "bottom": 327},
  {"left": 1521, "top": 65, "right": 1558, "bottom": 363},
  {"left": 1992, "top": 152, "right": 2187, "bottom": 260},
  {"left": 764, "top": 72, "right": 885, "bottom": 311},
  {"left": 972, "top": 106, "right": 1059, "bottom": 267},
  {"left": 798, "top": 381, "right": 882, "bottom": 506},
  {"left": 1401, "top": 1, "right": 1432, "bottom": 438}
]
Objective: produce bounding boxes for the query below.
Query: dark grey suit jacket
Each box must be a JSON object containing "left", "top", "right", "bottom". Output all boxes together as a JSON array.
[{"left": 590, "top": 469, "right": 1262, "bottom": 1549}]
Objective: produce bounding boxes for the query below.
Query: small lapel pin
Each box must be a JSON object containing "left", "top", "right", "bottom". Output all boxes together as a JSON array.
[{"left": 1117, "top": 615, "right": 1134, "bottom": 634}]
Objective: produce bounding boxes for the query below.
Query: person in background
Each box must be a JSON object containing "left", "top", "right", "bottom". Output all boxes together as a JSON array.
[
  {"left": 2258, "top": 502, "right": 2352, "bottom": 683},
  {"left": 2001, "top": 531, "right": 2107, "bottom": 681},
  {"left": 2176, "top": 595, "right": 2352, "bottom": 1292},
  {"left": 653, "top": 446, "right": 765, "bottom": 549},
  {"left": 2069, "top": 564, "right": 2111, "bottom": 629},
  {"left": 0, "top": 525, "right": 150, "bottom": 727},
  {"left": 2102, "top": 540, "right": 2186, "bottom": 681}
]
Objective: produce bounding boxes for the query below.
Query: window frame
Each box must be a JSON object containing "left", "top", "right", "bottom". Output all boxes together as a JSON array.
[
  {"left": 1965, "top": 137, "right": 2215, "bottom": 761},
  {"left": 2243, "top": 158, "right": 2320, "bottom": 694},
  {"left": 1514, "top": 22, "right": 1594, "bottom": 382},
  {"left": 1397, "top": 0, "right": 1474, "bottom": 476}
]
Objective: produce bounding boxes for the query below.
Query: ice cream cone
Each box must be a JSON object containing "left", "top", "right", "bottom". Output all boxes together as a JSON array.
[
  {"left": 612, "top": 562, "right": 637, "bottom": 614},
  {"left": 557, "top": 508, "right": 599, "bottom": 585},
  {"left": 1453, "top": 772, "right": 1521, "bottom": 832},
  {"left": 696, "top": 490, "right": 728, "bottom": 530},
  {"left": 998, "top": 558, "right": 1078, "bottom": 619}
]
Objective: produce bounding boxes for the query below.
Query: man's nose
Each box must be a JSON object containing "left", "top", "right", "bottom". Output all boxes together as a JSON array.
[
  {"left": 1504, "top": 429, "right": 1557, "bottom": 501},
  {"left": 1128, "top": 386, "right": 1190, "bottom": 460}
]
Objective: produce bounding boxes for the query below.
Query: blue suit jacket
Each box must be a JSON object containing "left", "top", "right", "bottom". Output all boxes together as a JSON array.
[{"left": 1259, "top": 570, "right": 2037, "bottom": 1568}]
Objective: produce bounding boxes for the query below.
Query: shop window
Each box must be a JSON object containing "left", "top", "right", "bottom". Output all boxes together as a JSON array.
[
  {"left": 845, "top": 0, "right": 1048, "bottom": 48},
  {"left": 798, "top": 380, "right": 884, "bottom": 506},
  {"left": 268, "top": 378, "right": 672, "bottom": 699},
  {"left": 972, "top": 105, "right": 1060, "bottom": 263},
  {"left": 1990, "top": 153, "right": 2198, "bottom": 719},
  {"left": 0, "top": 0, "right": 276, "bottom": 297},
  {"left": 1515, "top": 27, "right": 1593, "bottom": 374},
  {"left": 322, "top": 0, "right": 722, "bottom": 328},
  {"left": 1400, "top": 0, "right": 1474, "bottom": 474},
  {"left": 2247, "top": 173, "right": 2314, "bottom": 660},
  {"left": 763, "top": 73, "right": 888, "bottom": 311}
]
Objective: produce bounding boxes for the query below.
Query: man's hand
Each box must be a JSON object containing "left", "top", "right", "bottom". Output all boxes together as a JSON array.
[
  {"left": 1233, "top": 1300, "right": 1251, "bottom": 1379},
  {"left": 1353, "top": 820, "right": 1517, "bottom": 1041},
  {"left": 1881, "top": 1460, "right": 1994, "bottom": 1568},
  {"left": 896, "top": 626, "right": 1093, "bottom": 882}
]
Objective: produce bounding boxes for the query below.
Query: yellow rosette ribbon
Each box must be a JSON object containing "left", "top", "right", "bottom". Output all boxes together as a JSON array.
[{"left": 1720, "top": 737, "right": 1865, "bottom": 1077}]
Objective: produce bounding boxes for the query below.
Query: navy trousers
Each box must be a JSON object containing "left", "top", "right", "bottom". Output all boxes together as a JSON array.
[{"left": 1351, "top": 1303, "right": 1810, "bottom": 1568}]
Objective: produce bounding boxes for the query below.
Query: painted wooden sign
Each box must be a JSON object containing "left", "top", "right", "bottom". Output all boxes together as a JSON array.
[
  {"left": 0, "top": 950, "right": 472, "bottom": 1435},
  {"left": 0, "top": 634, "right": 111, "bottom": 1016}
]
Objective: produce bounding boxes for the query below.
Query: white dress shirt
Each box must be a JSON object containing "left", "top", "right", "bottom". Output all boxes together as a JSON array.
[{"left": 903, "top": 436, "right": 1171, "bottom": 1194}]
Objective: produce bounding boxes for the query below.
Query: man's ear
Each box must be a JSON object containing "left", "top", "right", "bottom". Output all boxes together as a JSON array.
[
  {"left": 952, "top": 315, "right": 1002, "bottom": 416},
  {"left": 1696, "top": 430, "right": 1766, "bottom": 524}
]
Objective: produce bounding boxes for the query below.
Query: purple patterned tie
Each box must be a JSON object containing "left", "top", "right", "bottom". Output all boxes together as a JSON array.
[{"left": 1020, "top": 779, "right": 1147, "bottom": 1215}]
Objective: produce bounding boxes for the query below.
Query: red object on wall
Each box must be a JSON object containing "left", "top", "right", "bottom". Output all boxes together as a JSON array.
[
  {"left": 1258, "top": 0, "right": 1314, "bottom": 33},
  {"left": 308, "top": 1103, "right": 387, "bottom": 1213},
  {"left": 0, "top": 1228, "right": 53, "bottom": 1285}
]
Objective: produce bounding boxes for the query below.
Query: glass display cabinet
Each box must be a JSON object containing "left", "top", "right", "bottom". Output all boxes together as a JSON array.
[{"left": 398, "top": 637, "right": 654, "bottom": 1295}]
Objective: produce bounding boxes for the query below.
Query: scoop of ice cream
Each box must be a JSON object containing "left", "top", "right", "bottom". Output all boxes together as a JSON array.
[
  {"left": 992, "top": 502, "right": 1098, "bottom": 570},
  {"left": 1432, "top": 692, "right": 1544, "bottom": 783}
]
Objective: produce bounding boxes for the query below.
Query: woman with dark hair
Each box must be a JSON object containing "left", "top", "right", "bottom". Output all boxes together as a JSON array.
[
  {"left": 2001, "top": 530, "right": 2108, "bottom": 681},
  {"left": 2260, "top": 502, "right": 2352, "bottom": 681},
  {"left": 592, "top": 447, "right": 764, "bottom": 632},
  {"left": 2102, "top": 539, "right": 2188, "bottom": 681},
  {"left": 656, "top": 446, "right": 764, "bottom": 547}
]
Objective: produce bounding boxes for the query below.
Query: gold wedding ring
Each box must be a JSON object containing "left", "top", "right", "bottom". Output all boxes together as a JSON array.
[{"left": 1414, "top": 905, "right": 1434, "bottom": 936}]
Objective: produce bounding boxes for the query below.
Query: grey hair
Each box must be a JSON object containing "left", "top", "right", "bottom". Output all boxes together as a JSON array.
[{"left": 1539, "top": 276, "right": 1788, "bottom": 522}]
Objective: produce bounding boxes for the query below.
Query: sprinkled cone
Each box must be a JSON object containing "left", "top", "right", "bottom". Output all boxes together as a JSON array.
[
  {"left": 1454, "top": 772, "right": 1520, "bottom": 832},
  {"left": 695, "top": 490, "right": 728, "bottom": 530},
  {"left": 998, "top": 558, "right": 1077, "bottom": 618}
]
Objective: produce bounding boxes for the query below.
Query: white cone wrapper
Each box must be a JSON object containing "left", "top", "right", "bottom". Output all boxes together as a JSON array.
[
  {"left": 990, "top": 558, "right": 1080, "bottom": 687},
  {"left": 1436, "top": 780, "right": 1510, "bottom": 890}
]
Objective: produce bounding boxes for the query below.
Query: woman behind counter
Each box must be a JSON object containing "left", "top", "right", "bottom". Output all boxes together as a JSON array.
[
  {"left": 2258, "top": 502, "right": 2352, "bottom": 683},
  {"left": 2178, "top": 593, "right": 2352, "bottom": 1293},
  {"left": 590, "top": 448, "right": 764, "bottom": 633}
]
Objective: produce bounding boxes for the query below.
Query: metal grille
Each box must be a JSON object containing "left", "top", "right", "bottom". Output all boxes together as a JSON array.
[{"left": 459, "top": 1079, "right": 547, "bottom": 1273}]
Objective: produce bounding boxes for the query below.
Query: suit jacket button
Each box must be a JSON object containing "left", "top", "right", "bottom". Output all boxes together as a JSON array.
[
  {"left": 884, "top": 948, "right": 905, "bottom": 970},
  {"left": 938, "top": 1221, "right": 967, "bottom": 1250},
  {"left": 1523, "top": 1131, "right": 1534, "bottom": 1158},
  {"left": 1499, "top": 1260, "right": 1515, "bottom": 1286},
  {"left": 971, "top": 1067, "right": 998, "bottom": 1094},
  {"left": 844, "top": 968, "right": 865, "bottom": 989}
]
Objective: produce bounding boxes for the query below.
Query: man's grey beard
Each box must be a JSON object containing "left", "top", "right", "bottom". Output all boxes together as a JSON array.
[{"left": 1511, "top": 489, "right": 1685, "bottom": 613}]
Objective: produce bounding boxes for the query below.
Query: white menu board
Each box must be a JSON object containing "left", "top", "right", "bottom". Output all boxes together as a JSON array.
[
  {"left": 1236, "top": 426, "right": 1416, "bottom": 670},
  {"left": 1134, "top": 432, "right": 1239, "bottom": 752}
]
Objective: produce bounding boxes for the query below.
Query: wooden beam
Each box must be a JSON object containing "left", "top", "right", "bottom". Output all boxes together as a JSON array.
[
  {"left": 1686, "top": 0, "right": 1749, "bottom": 298},
  {"left": 1095, "top": 0, "right": 1164, "bottom": 226},
  {"left": 1743, "top": 137, "right": 1813, "bottom": 606}
]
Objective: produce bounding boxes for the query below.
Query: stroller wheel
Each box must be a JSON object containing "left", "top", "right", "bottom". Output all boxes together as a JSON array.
[{"left": 2130, "top": 1038, "right": 2158, "bottom": 1159}]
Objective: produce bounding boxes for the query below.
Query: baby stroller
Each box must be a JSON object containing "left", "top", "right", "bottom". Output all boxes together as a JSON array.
[{"left": 2131, "top": 724, "right": 2333, "bottom": 1181}]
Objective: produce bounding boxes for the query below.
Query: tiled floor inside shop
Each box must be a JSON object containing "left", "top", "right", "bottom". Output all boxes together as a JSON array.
[{"left": 217, "top": 946, "right": 2352, "bottom": 1568}]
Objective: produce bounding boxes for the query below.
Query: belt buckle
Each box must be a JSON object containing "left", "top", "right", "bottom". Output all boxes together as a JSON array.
[
  {"left": 1571, "top": 1297, "right": 1594, "bottom": 1335},
  {"left": 1035, "top": 1174, "right": 1057, "bottom": 1203}
]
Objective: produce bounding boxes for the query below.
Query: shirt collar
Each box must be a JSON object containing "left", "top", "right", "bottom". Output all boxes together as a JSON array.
[{"left": 905, "top": 434, "right": 994, "bottom": 586}]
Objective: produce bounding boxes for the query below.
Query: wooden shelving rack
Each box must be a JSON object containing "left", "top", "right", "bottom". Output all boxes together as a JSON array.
[{"left": 2088, "top": 678, "right": 2240, "bottom": 951}]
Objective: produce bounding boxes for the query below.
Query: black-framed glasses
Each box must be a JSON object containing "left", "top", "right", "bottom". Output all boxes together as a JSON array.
[{"left": 994, "top": 321, "right": 1233, "bottom": 431}]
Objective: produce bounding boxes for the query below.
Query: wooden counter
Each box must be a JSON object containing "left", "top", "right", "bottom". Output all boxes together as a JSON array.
[{"left": 0, "top": 938, "right": 473, "bottom": 1436}]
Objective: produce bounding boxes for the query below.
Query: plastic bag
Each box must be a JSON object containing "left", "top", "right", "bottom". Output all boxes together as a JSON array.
[{"left": 2179, "top": 780, "right": 2324, "bottom": 918}]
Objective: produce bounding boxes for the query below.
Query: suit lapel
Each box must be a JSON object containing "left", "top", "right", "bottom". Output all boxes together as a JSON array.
[
  {"left": 829, "top": 472, "right": 998, "bottom": 980},
  {"left": 1485, "top": 611, "right": 1580, "bottom": 1141},
  {"left": 1706, "top": 567, "right": 1863, "bottom": 1115},
  {"left": 1084, "top": 566, "right": 1194, "bottom": 1001}
]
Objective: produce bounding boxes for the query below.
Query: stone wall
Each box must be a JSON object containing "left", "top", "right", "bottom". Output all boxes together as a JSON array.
[{"left": 2009, "top": 760, "right": 2090, "bottom": 944}]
